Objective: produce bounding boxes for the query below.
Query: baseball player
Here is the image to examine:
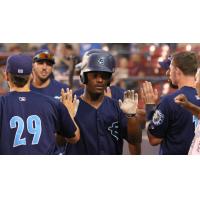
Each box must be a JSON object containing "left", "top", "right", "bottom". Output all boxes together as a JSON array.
[
  {"left": 74, "top": 49, "right": 141, "bottom": 154},
  {"left": 174, "top": 67, "right": 200, "bottom": 154},
  {"left": 0, "top": 54, "right": 80, "bottom": 155},
  {"left": 74, "top": 49, "right": 125, "bottom": 100},
  {"left": 159, "top": 56, "right": 178, "bottom": 89},
  {"left": 141, "top": 51, "right": 200, "bottom": 154},
  {"left": 31, "top": 49, "right": 68, "bottom": 99},
  {"left": 65, "top": 52, "right": 142, "bottom": 155}
]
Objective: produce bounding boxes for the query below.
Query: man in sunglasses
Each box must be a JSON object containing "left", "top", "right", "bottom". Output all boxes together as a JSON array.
[
  {"left": 31, "top": 49, "right": 68, "bottom": 100},
  {"left": 0, "top": 54, "right": 80, "bottom": 154}
]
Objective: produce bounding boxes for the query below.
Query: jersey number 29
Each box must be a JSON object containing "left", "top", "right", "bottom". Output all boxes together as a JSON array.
[{"left": 10, "top": 115, "right": 42, "bottom": 147}]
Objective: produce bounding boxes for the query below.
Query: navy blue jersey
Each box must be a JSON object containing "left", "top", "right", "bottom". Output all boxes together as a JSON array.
[
  {"left": 74, "top": 85, "right": 125, "bottom": 101},
  {"left": 0, "top": 91, "right": 76, "bottom": 155},
  {"left": 30, "top": 79, "right": 68, "bottom": 100},
  {"left": 65, "top": 96, "right": 128, "bottom": 155},
  {"left": 148, "top": 86, "right": 200, "bottom": 155}
]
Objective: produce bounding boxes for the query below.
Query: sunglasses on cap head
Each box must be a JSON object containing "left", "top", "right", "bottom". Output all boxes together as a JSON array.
[{"left": 33, "top": 51, "right": 55, "bottom": 64}]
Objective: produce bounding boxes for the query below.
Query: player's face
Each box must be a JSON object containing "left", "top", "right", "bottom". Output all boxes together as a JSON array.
[
  {"left": 33, "top": 61, "right": 53, "bottom": 82},
  {"left": 195, "top": 68, "right": 200, "bottom": 96},
  {"left": 169, "top": 62, "right": 178, "bottom": 87},
  {"left": 86, "top": 72, "right": 111, "bottom": 94},
  {"left": 166, "top": 68, "right": 178, "bottom": 89}
]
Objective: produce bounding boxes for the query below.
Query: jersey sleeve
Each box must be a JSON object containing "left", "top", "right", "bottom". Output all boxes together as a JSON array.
[
  {"left": 0, "top": 97, "right": 2, "bottom": 137},
  {"left": 56, "top": 101, "right": 77, "bottom": 138},
  {"left": 118, "top": 105, "right": 129, "bottom": 140},
  {"left": 147, "top": 97, "right": 170, "bottom": 138}
]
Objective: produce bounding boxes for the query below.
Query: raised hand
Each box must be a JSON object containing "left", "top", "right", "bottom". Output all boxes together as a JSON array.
[
  {"left": 141, "top": 81, "right": 159, "bottom": 104},
  {"left": 119, "top": 90, "right": 138, "bottom": 115},
  {"left": 60, "top": 88, "right": 80, "bottom": 117},
  {"left": 104, "top": 86, "right": 112, "bottom": 98}
]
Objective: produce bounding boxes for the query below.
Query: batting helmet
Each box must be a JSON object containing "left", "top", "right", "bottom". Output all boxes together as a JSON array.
[
  {"left": 80, "top": 52, "right": 116, "bottom": 84},
  {"left": 75, "top": 49, "right": 107, "bottom": 71}
]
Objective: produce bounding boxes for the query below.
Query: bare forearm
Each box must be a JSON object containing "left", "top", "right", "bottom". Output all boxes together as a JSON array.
[
  {"left": 127, "top": 116, "right": 142, "bottom": 143},
  {"left": 185, "top": 102, "right": 200, "bottom": 118},
  {"left": 128, "top": 143, "right": 141, "bottom": 155}
]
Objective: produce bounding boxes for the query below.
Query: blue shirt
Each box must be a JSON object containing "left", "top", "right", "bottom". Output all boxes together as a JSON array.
[
  {"left": 30, "top": 79, "right": 68, "bottom": 100},
  {"left": 148, "top": 86, "right": 200, "bottom": 155},
  {"left": 74, "top": 85, "right": 125, "bottom": 101},
  {"left": 65, "top": 96, "right": 128, "bottom": 155},
  {"left": 0, "top": 91, "right": 76, "bottom": 155}
]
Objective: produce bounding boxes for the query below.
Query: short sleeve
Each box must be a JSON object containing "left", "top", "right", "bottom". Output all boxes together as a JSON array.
[
  {"left": 118, "top": 107, "right": 129, "bottom": 140},
  {"left": 148, "top": 97, "right": 170, "bottom": 138},
  {"left": 0, "top": 97, "right": 2, "bottom": 136},
  {"left": 56, "top": 101, "right": 77, "bottom": 138}
]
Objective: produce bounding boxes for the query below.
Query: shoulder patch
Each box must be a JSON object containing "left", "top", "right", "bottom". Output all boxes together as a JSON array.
[{"left": 152, "top": 110, "right": 164, "bottom": 126}]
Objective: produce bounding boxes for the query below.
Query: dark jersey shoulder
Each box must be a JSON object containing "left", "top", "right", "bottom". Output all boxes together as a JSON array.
[
  {"left": 0, "top": 91, "right": 76, "bottom": 155},
  {"left": 148, "top": 86, "right": 199, "bottom": 155},
  {"left": 30, "top": 79, "right": 68, "bottom": 99}
]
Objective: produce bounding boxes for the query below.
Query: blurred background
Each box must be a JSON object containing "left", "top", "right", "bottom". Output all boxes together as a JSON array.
[{"left": 1, "top": 43, "right": 199, "bottom": 154}]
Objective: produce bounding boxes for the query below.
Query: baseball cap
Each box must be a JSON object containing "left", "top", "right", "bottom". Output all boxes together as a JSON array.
[
  {"left": 158, "top": 57, "right": 172, "bottom": 70},
  {"left": 33, "top": 49, "right": 55, "bottom": 65},
  {"left": 6, "top": 54, "right": 33, "bottom": 75}
]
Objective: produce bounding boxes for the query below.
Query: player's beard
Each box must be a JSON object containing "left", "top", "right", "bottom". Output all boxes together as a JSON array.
[
  {"left": 38, "top": 74, "right": 52, "bottom": 83},
  {"left": 90, "top": 92, "right": 103, "bottom": 101},
  {"left": 169, "top": 81, "right": 178, "bottom": 89},
  {"left": 168, "top": 77, "right": 178, "bottom": 89}
]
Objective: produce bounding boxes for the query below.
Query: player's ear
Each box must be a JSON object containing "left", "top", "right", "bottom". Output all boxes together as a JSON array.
[
  {"left": 32, "top": 63, "right": 36, "bottom": 70},
  {"left": 29, "top": 73, "right": 33, "bottom": 82},
  {"left": 175, "top": 67, "right": 182, "bottom": 76},
  {"left": 4, "top": 72, "right": 9, "bottom": 81}
]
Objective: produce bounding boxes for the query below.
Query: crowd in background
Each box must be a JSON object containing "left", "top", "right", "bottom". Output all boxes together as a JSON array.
[{"left": 1, "top": 43, "right": 200, "bottom": 107}]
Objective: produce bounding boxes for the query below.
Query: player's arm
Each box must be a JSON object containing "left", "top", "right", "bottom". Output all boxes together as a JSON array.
[
  {"left": 60, "top": 88, "right": 80, "bottom": 144},
  {"left": 136, "top": 108, "right": 146, "bottom": 127},
  {"left": 119, "top": 90, "right": 142, "bottom": 144},
  {"left": 141, "top": 81, "right": 163, "bottom": 145},
  {"left": 128, "top": 143, "right": 141, "bottom": 155},
  {"left": 175, "top": 94, "right": 200, "bottom": 118},
  {"left": 144, "top": 106, "right": 164, "bottom": 146},
  {"left": 147, "top": 129, "right": 163, "bottom": 145}
]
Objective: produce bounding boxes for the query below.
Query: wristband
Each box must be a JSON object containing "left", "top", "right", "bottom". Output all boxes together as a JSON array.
[
  {"left": 126, "top": 113, "right": 136, "bottom": 118},
  {"left": 145, "top": 104, "right": 156, "bottom": 121}
]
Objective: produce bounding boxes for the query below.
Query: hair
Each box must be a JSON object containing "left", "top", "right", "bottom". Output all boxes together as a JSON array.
[
  {"left": 172, "top": 51, "right": 199, "bottom": 75},
  {"left": 64, "top": 43, "right": 73, "bottom": 50},
  {"left": 9, "top": 74, "right": 30, "bottom": 87}
]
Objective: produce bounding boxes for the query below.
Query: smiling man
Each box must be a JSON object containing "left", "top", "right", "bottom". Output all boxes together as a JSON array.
[{"left": 31, "top": 49, "right": 68, "bottom": 99}]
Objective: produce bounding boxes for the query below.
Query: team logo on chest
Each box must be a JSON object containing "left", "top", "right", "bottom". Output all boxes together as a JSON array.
[
  {"left": 152, "top": 110, "right": 164, "bottom": 126},
  {"left": 108, "top": 121, "right": 119, "bottom": 140}
]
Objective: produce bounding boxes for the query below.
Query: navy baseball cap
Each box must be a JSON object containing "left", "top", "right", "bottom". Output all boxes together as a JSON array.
[
  {"left": 6, "top": 54, "right": 33, "bottom": 75},
  {"left": 33, "top": 49, "right": 55, "bottom": 65},
  {"left": 158, "top": 57, "right": 172, "bottom": 70}
]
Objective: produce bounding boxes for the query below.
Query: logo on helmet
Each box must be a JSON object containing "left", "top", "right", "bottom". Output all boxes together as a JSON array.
[
  {"left": 97, "top": 58, "right": 104, "bottom": 65},
  {"left": 18, "top": 69, "right": 24, "bottom": 74}
]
